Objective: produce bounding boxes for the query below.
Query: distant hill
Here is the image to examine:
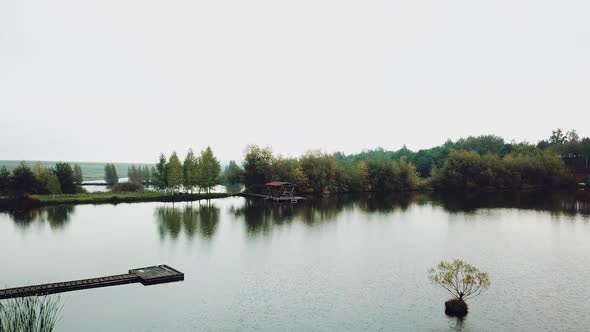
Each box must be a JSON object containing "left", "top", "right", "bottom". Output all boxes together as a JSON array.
[{"left": 0, "top": 160, "right": 153, "bottom": 181}]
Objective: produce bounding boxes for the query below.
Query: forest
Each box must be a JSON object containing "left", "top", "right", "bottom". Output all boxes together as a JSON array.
[{"left": 223, "top": 129, "right": 588, "bottom": 193}]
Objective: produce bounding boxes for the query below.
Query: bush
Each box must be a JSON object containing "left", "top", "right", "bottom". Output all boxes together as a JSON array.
[{"left": 429, "top": 259, "right": 490, "bottom": 317}]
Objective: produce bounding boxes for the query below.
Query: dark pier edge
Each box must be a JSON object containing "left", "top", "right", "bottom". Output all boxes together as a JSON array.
[{"left": 0, "top": 265, "right": 184, "bottom": 300}]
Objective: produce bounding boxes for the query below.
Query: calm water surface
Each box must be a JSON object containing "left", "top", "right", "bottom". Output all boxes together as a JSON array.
[{"left": 1, "top": 192, "right": 589, "bottom": 331}]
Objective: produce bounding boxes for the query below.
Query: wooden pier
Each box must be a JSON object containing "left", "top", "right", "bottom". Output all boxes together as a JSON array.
[
  {"left": 240, "top": 192, "right": 305, "bottom": 203},
  {"left": 239, "top": 181, "right": 306, "bottom": 203},
  {"left": 0, "top": 265, "right": 184, "bottom": 300}
]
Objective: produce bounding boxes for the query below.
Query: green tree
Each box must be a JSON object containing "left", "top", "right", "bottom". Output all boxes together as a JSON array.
[
  {"left": 298, "top": 151, "right": 339, "bottom": 193},
  {"left": 32, "top": 162, "right": 52, "bottom": 194},
  {"left": 429, "top": 259, "right": 490, "bottom": 316},
  {"left": 242, "top": 145, "right": 273, "bottom": 192},
  {"left": 167, "top": 152, "right": 183, "bottom": 192},
  {"left": 46, "top": 173, "right": 62, "bottom": 198},
  {"left": 9, "top": 162, "right": 42, "bottom": 197},
  {"left": 73, "top": 164, "right": 83, "bottom": 184},
  {"left": 104, "top": 163, "right": 119, "bottom": 185},
  {"left": 0, "top": 166, "right": 10, "bottom": 195},
  {"left": 222, "top": 160, "right": 244, "bottom": 185},
  {"left": 550, "top": 128, "right": 566, "bottom": 145},
  {"left": 271, "top": 157, "right": 299, "bottom": 183},
  {"left": 153, "top": 154, "right": 168, "bottom": 190},
  {"left": 183, "top": 149, "right": 198, "bottom": 192},
  {"left": 54, "top": 162, "right": 77, "bottom": 194},
  {"left": 391, "top": 157, "right": 420, "bottom": 190},
  {"left": 197, "top": 147, "right": 221, "bottom": 193}
]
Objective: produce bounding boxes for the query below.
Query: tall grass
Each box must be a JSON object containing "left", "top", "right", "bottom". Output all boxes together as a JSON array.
[{"left": 0, "top": 296, "right": 61, "bottom": 332}]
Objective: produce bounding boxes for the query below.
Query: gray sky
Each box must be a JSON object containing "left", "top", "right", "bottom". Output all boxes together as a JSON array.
[{"left": 1, "top": 0, "right": 589, "bottom": 163}]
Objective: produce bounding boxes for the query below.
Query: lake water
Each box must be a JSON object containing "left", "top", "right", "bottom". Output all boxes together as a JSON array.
[{"left": 1, "top": 192, "right": 589, "bottom": 331}]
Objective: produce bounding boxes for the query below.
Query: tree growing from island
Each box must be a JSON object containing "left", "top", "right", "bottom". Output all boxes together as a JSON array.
[{"left": 429, "top": 259, "right": 490, "bottom": 317}]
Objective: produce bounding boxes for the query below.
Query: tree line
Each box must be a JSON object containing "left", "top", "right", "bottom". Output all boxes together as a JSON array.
[
  {"left": 3, "top": 130, "right": 586, "bottom": 198},
  {"left": 222, "top": 130, "right": 585, "bottom": 193},
  {"left": 0, "top": 162, "right": 83, "bottom": 197},
  {"left": 151, "top": 146, "right": 221, "bottom": 193}
]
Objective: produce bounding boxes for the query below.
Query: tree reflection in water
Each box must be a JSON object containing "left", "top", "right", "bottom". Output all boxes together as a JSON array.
[
  {"left": 155, "top": 201, "right": 220, "bottom": 241},
  {"left": 230, "top": 191, "right": 590, "bottom": 237},
  {"left": 0, "top": 205, "right": 75, "bottom": 231},
  {"left": 229, "top": 193, "right": 427, "bottom": 237}
]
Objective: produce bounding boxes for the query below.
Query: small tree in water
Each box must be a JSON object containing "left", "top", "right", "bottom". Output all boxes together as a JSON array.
[{"left": 428, "top": 259, "right": 490, "bottom": 317}]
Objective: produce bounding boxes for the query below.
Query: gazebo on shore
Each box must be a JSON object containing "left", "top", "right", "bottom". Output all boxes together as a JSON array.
[{"left": 264, "top": 182, "right": 304, "bottom": 203}]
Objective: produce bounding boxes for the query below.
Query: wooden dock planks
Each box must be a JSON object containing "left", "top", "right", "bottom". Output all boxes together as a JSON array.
[{"left": 0, "top": 265, "right": 184, "bottom": 300}]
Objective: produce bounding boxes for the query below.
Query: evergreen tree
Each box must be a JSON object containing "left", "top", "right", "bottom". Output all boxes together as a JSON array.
[
  {"left": 104, "top": 163, "right": 119, "bottom": 185},
  {"left": 153, "top": 153, "right": 168, "bottom": 190},
  {"left": 73, "top": 164, "right": 83, "bottom": 184},
  {"left": 167, "top": 152, "right": 183, "bottom": 192},
  {"left": 183, "top": 149, "right": 197, "bottom": 192},
  {"left": 197, "top": 147, "right": 221, "bottom": 193},
  {"left": 54, "top": 162, "right": 76, "bottom": 194}
]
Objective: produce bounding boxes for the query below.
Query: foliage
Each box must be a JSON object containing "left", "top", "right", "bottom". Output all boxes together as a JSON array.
[
  {"left": 128, "top": 165, "right": 150, "bottom": 185},
  {"left": 166, "top": 152, "right": 183, "bottom": 192},
  {"left": 182, "top": 149, "right": 198, "bottom": 192},
  {"left": 242, "top": 145, "right": 273, "bottom": 192},
  {"left": 8, "top": 163, "right": 42, "bottom": 197},
  {"left": 45, "top": 175, "right": 61, "bottom": 197},
  {"left": 222, "top": 160, "right": 244, "bottom": 185},
  {"left": 72, "top": 165, "right": 83, "bottom": 184},
  {"left": 391, "top": 157, "right": 421, "bottom": 191},
  {"left": 271, "top": 157, "right": 299, "bottom": 184},
  {"left": 152, "top": 154, "right": 168, "bottom": 190},
  {"left": 0, "top": 295, "right": 62, "bottom": 332},
  {"left": 298, "top": 151, "right": 340, "bottom": 193},
  {"left": 196, "top": 147, "right": 221, "bottom": 193},
  {"left": 103, "top": 163, "right": 119, "bottom": 185},
  {"left": 429, "top": 149, "right": 574, "bottom": 190},
  {"left": 429, "top": 259, "right": 490, "bottom": 301},
  {"left": 53, "top": 162, "right": 76, "bottom": 194}
]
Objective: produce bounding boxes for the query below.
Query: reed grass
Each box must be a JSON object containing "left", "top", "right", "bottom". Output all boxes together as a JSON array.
[{"left": 0, "top": 296, "right": 61, "bottom": 332}]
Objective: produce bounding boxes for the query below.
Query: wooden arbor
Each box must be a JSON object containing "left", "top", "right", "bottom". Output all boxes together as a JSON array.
[{"left": 264, "top": 181, "right": 304, "bottom": 203}]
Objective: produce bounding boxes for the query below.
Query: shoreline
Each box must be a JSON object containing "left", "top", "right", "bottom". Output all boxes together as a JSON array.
[
  {"left": 0, "top": 188, "right": 587, "bottom": 209},
  {"left": 0, "top": 192, "right": 236, "bottom": 209}
]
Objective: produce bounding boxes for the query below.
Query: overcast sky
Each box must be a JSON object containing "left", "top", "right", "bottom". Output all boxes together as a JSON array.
[{"left": 1, "top": 0, "right": 589, "bottom": 163}]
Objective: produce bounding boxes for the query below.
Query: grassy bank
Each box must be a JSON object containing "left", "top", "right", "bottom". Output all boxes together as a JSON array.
[{"left": 0, "top": 191, "right": 234, "bottom": 208}]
